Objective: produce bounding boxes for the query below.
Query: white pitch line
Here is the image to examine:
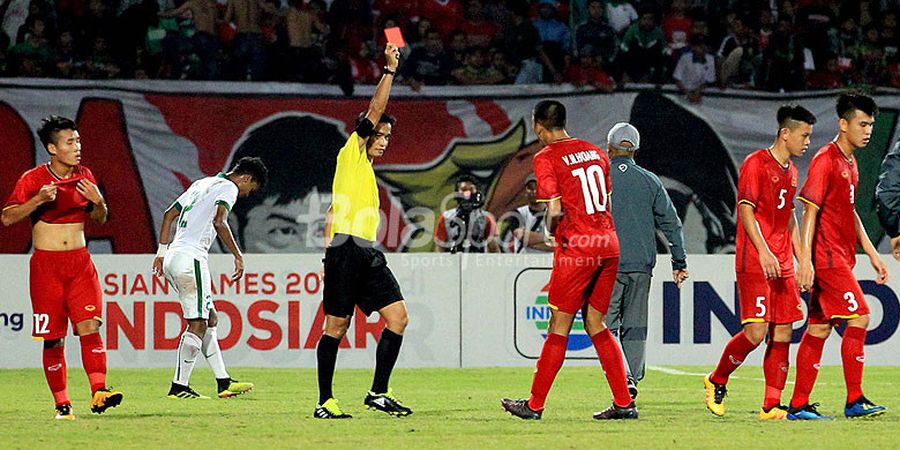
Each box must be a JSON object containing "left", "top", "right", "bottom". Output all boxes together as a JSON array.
[{"left": 647, "top": 365, "right": 796, "bottom": 385}]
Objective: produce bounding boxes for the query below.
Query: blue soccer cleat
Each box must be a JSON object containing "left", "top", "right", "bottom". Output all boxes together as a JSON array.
[
  {"left": 787, "top": 402, "right": 833, "bottom": 420},
  {"left": 845, "top": 396, "right": 887, "bottom": 418}
]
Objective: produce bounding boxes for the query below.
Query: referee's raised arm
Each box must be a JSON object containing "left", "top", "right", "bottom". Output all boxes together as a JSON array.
[{"left": 358, "top": 44, "right": 400, "bottom": 149}]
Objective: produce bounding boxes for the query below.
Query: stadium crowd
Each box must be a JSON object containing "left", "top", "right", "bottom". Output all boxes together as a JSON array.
[{"left": 2, "top": 0, "right": 900, "bottom": 93}]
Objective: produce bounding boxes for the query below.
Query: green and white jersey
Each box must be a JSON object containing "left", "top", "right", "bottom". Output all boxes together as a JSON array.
[{"left": 168, "top": 173, "right": 238, "bottom": 260}]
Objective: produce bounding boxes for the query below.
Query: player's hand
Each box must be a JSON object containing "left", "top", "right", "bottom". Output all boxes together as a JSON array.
[
  {"left": 152, "top": 256, "right": 164, "bottom": 277},
  {"left": 76, "top": 179, "right": 104, "bottom": 204},
  {"left": 385, "top": 43, "right": 400, "bottom": 71},
  {"left": 512, "top": 228, "right": 525, "bottom": 240},
  {"left": 797, "top": 260, "right": 814, "bottom": 292},
  {"left": 673, "top": 269, "right": 689, "bottom": 289},
  {"left": 891, "top": 236, "right": 900, "bottom": 261},
  {"left": 232, "top": 255, "right": 244, "bottom": 281},
  {"left": 758, "top": 249, "right": 781, "bottom": 279},
  {"left": 37, "top": 184, "right": 57, "bottom": 204},
  {"left": 871, "top": 255, "right": 890, "bottom": 285}
]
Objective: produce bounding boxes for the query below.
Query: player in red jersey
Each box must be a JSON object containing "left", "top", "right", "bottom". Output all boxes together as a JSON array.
[
  {"left": 788, "top": 92, "right": 889, "bottom": 420},
  {"left": 501, "top": 100, "right": 637, "bottom": 421},
  {"left": 703, "top": 105, "right": 816, "bottom": 420},
  {"left": 1, "top": 116, "right": 123, "bottom": 420}
]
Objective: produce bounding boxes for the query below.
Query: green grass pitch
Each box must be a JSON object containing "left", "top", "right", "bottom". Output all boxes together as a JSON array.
[{"left": 1, "top": 366, "right": 898, "bottom": 448}]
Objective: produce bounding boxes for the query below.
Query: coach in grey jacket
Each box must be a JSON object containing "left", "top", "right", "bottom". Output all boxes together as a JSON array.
[
  {"left": 606, "top": 122, "right": 689, "bottom": 399},
  {"left": 876, "top": 141, "right": 900, "bottom": 261}
]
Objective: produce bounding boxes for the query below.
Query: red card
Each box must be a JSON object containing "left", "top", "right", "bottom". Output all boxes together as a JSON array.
[{"left": 384, "top": 27, "right": 406, "bottom": 48}]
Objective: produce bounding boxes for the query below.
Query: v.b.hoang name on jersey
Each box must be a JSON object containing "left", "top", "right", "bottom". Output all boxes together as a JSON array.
[{"left": 561, "top": 150, "right": 603, "bottom": 166}]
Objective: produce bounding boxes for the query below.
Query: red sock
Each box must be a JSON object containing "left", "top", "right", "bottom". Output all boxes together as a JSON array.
[
  {"left": 42, "top": 346, "right": 69, "bottom": 406},
  {"left": 80, "top": 333, "right": 107, "bottom": 393},
  {"left": 591, "top": 329, "right": 632, "bottom": 407},
  {"left": 789, "top": 332, "right": 826, "bottom": 409},
  {"left": 710, "top": 331, "right": 758, "bottom": 385},
  {"left": 527, "top": 333, "right": 567, "bottom": 411},
  {"left": 841, "top": 326, "right": 866, "bottom": 404},
  {"left": 762, "top": 340, "right": 790, "bottom": 410}
]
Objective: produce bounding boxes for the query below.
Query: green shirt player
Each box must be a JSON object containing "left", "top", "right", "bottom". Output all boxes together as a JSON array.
[
  {"left": 314, "top": 43, "right": 412, "bottom": 419},
  {"left": 152, "top": 157, "right": 268, "bottom": 399}
]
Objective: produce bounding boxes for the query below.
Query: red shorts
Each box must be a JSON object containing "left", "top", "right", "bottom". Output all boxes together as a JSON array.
[
  {"left": 548, "top": 251, "right": 619, "bottom": 315},
  {"left": 29, "top": 247, "right": 103, "bottom": 340},
  {"left": 736, "top": 272, "right": 804, "bottom": 325},
  {"left": 808, "top": 267, "right": 868, "bottom": 324}
]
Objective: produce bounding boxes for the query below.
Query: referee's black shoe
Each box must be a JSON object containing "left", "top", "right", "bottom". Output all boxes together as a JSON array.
[
  {"left": 593, "top": 401, "right": 639, "bottom": 420},
  {"left": 365, "top": 389, "right": 413, "bottom": 416},
  {"left": 501, "top": 398, "right": 542, "bottom": 420},
  {"left": 314, "top": 398, "right": 352, "bottom": 419}
]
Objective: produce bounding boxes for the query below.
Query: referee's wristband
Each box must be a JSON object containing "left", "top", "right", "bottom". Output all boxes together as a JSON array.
[
  {"left": 156, "top": 244, "right": 168, "bottom": 258},
  {"left": 672, "top": 258, "right": 687, "bottom": 271}
]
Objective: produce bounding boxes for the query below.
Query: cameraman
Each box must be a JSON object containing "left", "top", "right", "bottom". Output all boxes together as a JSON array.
[{"left": 434, "top": 175, "right": 500, "bottom": 253}]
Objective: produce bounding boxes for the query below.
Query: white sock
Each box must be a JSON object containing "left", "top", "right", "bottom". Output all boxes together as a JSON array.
[
  {"left": 173, "top": 331, "right": 203, "bottom": 386},
  {"left": 202, "top": 327, "right": 230, "bottom": 380}
]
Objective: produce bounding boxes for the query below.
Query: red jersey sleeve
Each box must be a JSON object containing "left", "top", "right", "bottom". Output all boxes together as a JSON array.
[
  {"left": 737, "top": 156, "right": 762, "bottom": 208},
  {"left": 81, "top": 166, "right": 97, "bottom": 184},
  {"left": 3, "top": 171, "right": 38, "bottom": 210},
  {"left": 799, "top": 153, "right": 830, "bottom": 209},
  {"left": 534, "top": 152, "right": 560, "bottom": 201}
]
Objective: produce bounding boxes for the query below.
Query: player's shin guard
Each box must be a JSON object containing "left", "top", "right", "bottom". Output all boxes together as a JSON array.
[
  {"left": 710, "top": 331, "right": 758, "bottom": 385},
  {"left": 79, "top": 333, "right": 107, "bottom": 394},
  {"left": 763, "top": 340, "right": 790, "bottom": 410},
  {"left": 43, "top": 346, "right": 69, "bottom": 406},
  {"left": 841, "top": 326, "right": 866, "bottom": 404},
  {"left": 173, "top": 331, "right": 202, "bottom": 386},
  {"left": 591, "top": 329, "right": 633, "bottom": 407},
  {"left": 317, "top": 334, "right": 341, "bottom": 405},
  {"left": 790, "top": 333, "right": 826, "bottom": 409},
  {"left": 528, "top": 333, "right": 567, "bottom": 411},
  {"left": 202, "top": 327, "right": 230, "bottom": 380},
  {"left": 371, "top": 328, "right": 403, "bottom": 394}
]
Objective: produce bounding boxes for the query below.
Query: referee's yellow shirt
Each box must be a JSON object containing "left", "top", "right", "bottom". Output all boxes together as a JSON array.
[{"left": 330, "top": 132, "right": 380, "bottom": 242}]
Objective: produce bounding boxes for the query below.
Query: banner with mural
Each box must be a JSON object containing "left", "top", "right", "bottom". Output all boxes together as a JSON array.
[
  {"left": 1, "top": 80, "right": 898, "bottom": 254},
  {"left": 1, "top": 254, "right": 898, "bottom": 368}
]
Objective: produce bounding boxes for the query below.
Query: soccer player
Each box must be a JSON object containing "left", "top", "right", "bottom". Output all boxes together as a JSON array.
[
  {"left": 1, "top": 116, "right": 122, "bottom": 420},
  {"left": 152, "top": 157, "right": 268, "bottom": 399},
  {"left": 315, "top": 43, "right": 412, "bottom": 419},
  {"left": 501, "top": 100, "right": 637, "bottom": 420},
  {"left": 703, "top": 105, "right": 816, "bottom": 419},
  {"left": 788, "top": 92, "right": 889, "bottom": 420}
]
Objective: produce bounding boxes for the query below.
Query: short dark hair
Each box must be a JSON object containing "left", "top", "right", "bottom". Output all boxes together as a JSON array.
[
  {"left": 837, "top": 91, "right": 878, "bottom": 121},
  {"left": 356, "top": 111, "right": 396, "bottom": 129},
  {"left": 37, "top": 115, "right": 77, "bottom": 149},
  {"left": 230, "top": 156, "right": 269, "bottom": 189},
  {"left": 777, "top": 104, "right": 817, "bottom": 129},
  {"left": 456, "top": 174, "right": 477, "bottom": 189},
  {"left": 533, "top": 100, "right": 566, "bottom": 130}
]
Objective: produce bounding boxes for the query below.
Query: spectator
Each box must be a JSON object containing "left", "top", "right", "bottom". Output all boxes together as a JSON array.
[
  {"left": 489, "top": 48, "right": 517, "bottom": 83},
  {"left": 285, "top": 0, "right": 328, "bottom": 82},
  {"left": 762, "top": 17, "right": 805, "bottom": 92},
  {"left": 159, "top": 0, "right": 221, "bottom": 80},
  {"left": 225, "top": 0, "right": 273, "bottom": 80},
  {"left": 434, "top": 175, "right": 500, "bottom": 253},
  {"left": 451, "top": 46, "right": 505, "bottom": 85},
  {"left": 851, "top": 26, "right": 885, "bottom": 85},
  {"left": 620, "top": 10, "right": 665, "bottom": 83},
  {"left": 350, "top": 42, "right": 381, "bottom": 84},
  {"left": 447, "top": 29, "right": 468, "bottom": 71},
  {"left": 806, "top": 56, "right": 844, "bottom": 89},
  {"left": 673, "top": 35, "right": 715, "bottom": 103},
  {"left": 10, "top": 16, "right": 51, "bottom": 75},
  {"left": 53, "top": 29, "right": 79, "bottom": 77},
  {"left": 420, "top": 0, "right": 464, "bottom": 37},
  {"left": 86, "top": 35, "right": 120, "bottom": 78},
  {"left": 758, "top": 8, "right": 775, "bottom": 51},
  {"left": 503, "top": 2, "right": 552, "bottom": 84},
  {"left": 662, "top": 0, "right": 692, "bottom": 57},
  {"left": 401, "top": 29, "right": 452, "bottom": 89},
  {"left": 576, "top": 0, "right": 618, "bottom": 65},
  {"left": 534, "top": 0, "right": 570, "bottom": 82},
  {"left": 605, "top": 0, "right": 638, "bottom": 35},
  {"left": 565, "top": 51, "right": 616, "bottom": 92},
  {"left": 460, "top": 0, "right": 496, "bottom": 48},
  {"left": 717, "top": 15, "right": 762, "bottom": 88}
]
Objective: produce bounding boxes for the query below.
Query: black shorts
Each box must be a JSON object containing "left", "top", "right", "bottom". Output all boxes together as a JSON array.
[{"left": 323, "top": 234, "right": 404, "bottom": 317}]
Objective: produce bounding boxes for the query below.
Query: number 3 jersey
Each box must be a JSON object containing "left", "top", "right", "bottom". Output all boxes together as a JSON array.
[
  {"left": 735, "top": 149, "right": 798, "bottom": 276},
  {"left": 798, "top": 142, "right": 860, "bottom": 270},
  {"left": 533, "top": 138, "right": 619, "bottom": 258},
  {"left": 167, "top": 173, "right": 238, "bottom": 260}
]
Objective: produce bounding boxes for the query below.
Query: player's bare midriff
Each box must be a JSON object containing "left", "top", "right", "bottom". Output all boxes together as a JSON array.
[{"left": 32, "top": 221, "right": 86, "bottom": 251}]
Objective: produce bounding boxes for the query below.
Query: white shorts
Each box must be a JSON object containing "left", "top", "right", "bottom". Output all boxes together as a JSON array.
[{"left": 163, "top": 251, "right": 212, "bottom": 320}]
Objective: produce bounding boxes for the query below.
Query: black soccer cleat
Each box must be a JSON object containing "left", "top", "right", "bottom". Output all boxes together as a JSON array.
[
  {"left": 593, "top": 402, "right": 639, "bottom": 420},
  {"left": 314, "top": 398, "right": 352, "bottom": 419},
  {"left": 365, "top": 389, "right": 413, "bottom": 417},
  {"left": 501, "top": 398, "right": 542, "bottom": 420},
  {"left": 167, "top": 383, "right": 210, "bottom": 399},
  {"left": 90, "top": 387, "right": 124, "bottom": 414}
]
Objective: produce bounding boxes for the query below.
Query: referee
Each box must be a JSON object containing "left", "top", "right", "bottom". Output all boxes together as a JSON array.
[
  {"left": 314, "top": 43, "right": 412, "bottom": 419},
  {"left": 605, "top": 123, "right": 689, "bottom": 399}
]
